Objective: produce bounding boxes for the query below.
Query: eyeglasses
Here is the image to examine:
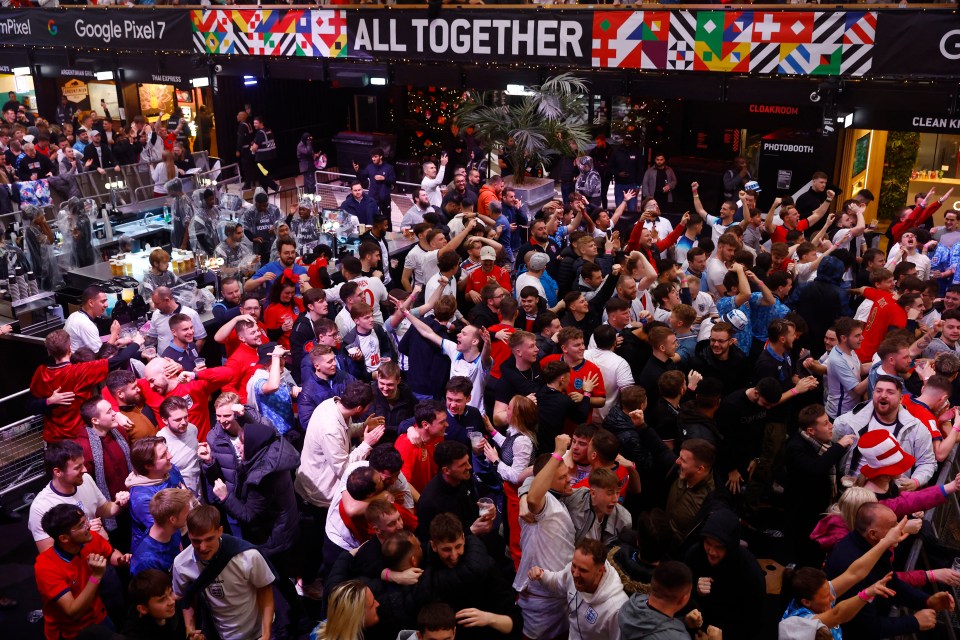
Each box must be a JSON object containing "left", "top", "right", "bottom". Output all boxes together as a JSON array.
[{"left": 709, "top": 338, "right": 731, "bottom": 344}]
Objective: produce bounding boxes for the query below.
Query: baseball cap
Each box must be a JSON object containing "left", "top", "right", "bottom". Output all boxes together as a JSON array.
[
  {"left": 744, "top": 180, "right": 762, "bottom": 193},
  {"left": 480, "top": 246, "right": 497, "bottom": 261},
  {"left": 90, "top": 130, "right": 101, "bottom": 138},
  {"left": 527, "top": 252, "right": 550, "bottom": 271},
  {"left": 720, "top": 309, "right": 748, "bottom": 331}
]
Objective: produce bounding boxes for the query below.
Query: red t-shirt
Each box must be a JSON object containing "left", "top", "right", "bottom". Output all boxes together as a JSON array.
[
  {"left": 35, "top": 533, "right": 112, "bottom": 640},
  {"left": 466, "top": 265, "right": 512, "bottom": 296},
  {"left": 540, "top": 355, "right": 607, "bottom": 423},
  {"left": 263, "top": 299, "right": 304, "bottom": 350},
  {"left": 140, "top": 367, "right": 234, "bottom": 441},
  {"left": 572, "top": 462, "right": 631, "bottom": 499},
  {"left": 30, "top": 360, "right": 109, "bottom": 442},
  {"left": 856, "top": 288, "right": 907, "bottom": 363},
  {"left": 224, "top": 342, "right": 261, "bottom": 404},
  {"left": 488, "top": 323, "right": 516, "bottom": 379},
  {"left": 395, "top": 433, "right": 438, "bottom": 493},
  {"left": 902, "top": 395, "right": 944, "bottom": 441},
  {"left": 224, "top": 321, "right": 269, "bottom": 357},
  {"left": 770, "top": 218, "right": 810, "bottom": 244}
]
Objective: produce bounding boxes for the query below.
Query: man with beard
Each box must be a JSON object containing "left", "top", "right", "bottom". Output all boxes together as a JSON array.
[
  {"left": 245, "top": 236, "right": 309, "bottom": 297},
  {"left": 833, "top": 375, "right": 937, "bottom": 488}
]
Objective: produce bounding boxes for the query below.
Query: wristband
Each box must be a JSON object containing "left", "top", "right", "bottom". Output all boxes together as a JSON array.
[
  {"left": 583, "top": 391, "right": 592, "bottom": 398},
  {"left": 791, "top": 388, "right": 798, "bottom": 396},
  {"left": 551, "top": 453, "right": 564, "bottom": 462},
  {"left": 384, "top": 569, "right": 390, "bottom": 582},
  {"left": 857, "top": 590, "right": 874, "bottom": 603},
  {"left": 89, "top": 576, "right": 101, "bottom": 585},
  {"left": 928, "top": 570, "right": 936, "bottom": 583},
  {"left": 952, "top": 425, "right": 960, "bottom": 434}
]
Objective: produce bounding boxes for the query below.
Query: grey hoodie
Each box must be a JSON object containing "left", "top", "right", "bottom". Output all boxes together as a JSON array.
[
  {"left": 832, "top": 400, "right": 936, "bottom": 485},
  {"left": 618, "top": 594, "right": 688, "bottom": 640}
]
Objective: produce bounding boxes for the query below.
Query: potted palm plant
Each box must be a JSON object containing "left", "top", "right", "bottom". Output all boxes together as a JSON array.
[{"left": 455, "top": 73, "right": 593, "bottom": 209}]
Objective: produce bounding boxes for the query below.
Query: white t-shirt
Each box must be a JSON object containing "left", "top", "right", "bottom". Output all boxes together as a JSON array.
[
  {"left": 355, "top": 330, "right": 384, "bottom": 373},
  {"left": 885, "top": 245, "right": 931, "bottom": 281},
  {"left": 691, "top": 290, "right": 718, "bottom": 335},
  {"left": 440, "top": 339, "right": 488, "bottom": 412},
  {"left": 705, "top": 257, "right": 728, "bottom": 296},
  {"left": 584, "top": 348, "right": 635, "bottom": 423},
  {"left": 327, "top": 277, "right": 389, "bottom": 324},
  {"left": 514, "top": 489, "right": 575, "bottom": 595},
  {"left": 425, "top": 272, "right": 458, "bottom": 304},
  {"left": 706, "top": 215, "right": 734, "bottom": 245},
  {"left": 64, "top": 311, "right": 103, "bottom": 353},
  {"left": 403, "top": 246, "right": 440, "bottom": 287},
  {"left": 515, "top": 273, "right": 547, "bottom": 300},
  {"left": 28, "top": 475, "right": 108, "bottom": 543},
  {"left": 335, "top": 307, "right": 356, "bottom": 338},
  {"left": 157, "top": 424, "right": 200, "bottom": 494},
  {"left": 173, "top": 547, "right": 275, "bottom": 640}
]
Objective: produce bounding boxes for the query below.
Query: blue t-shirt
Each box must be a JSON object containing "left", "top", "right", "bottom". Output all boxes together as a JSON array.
[
  {"left": 715, "top": 292, "right": 761, "bottom": 355},
  {"left": 130, "top": 530, "right": 182, "bottom": 575},
  {"left": 129, "top": 466, "right": 187, "bottom": 553},
  {"left": 161, "top": 342, "right": 201, "bottom": 372},
  {"left": 252, "top": 261, "right": 309, "bottom": 298}
]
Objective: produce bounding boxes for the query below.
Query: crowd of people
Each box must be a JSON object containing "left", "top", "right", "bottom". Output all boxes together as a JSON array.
[{"left": 20, "top": 140, "right": 960, "bottom": 640}]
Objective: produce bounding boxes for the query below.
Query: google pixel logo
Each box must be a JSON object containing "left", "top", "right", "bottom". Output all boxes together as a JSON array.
[{"left": 47, "top": 20, "right": 57, "bottom": 35}]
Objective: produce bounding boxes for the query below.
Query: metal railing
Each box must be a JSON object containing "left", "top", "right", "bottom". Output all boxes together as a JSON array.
[
  {"left": 895, "top": 447, "right": 960, "bottom": 640},
  {"left": 0, "top": 384, "right": 45, "bottom": 499}
]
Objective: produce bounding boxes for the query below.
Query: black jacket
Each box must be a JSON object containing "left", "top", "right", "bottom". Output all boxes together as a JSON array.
[
  {"left": 688, "top": 345, "right": 750, "bottom": 396},
  {"left": 560, "top": 271, "right": 620, "bottom": 343},
  {"left": 535, "top": 385, "right": 591, "bottom": 448},
  {"left": 220, "top": 422, "right": 300, "bottom": 557},
  {"left": 825, "top": 531, "right": 928, "bottom": 638},
  {"left": 783, "top": 430, "right": 848, "bottom": 536},
  {"left": 677, "top": 403, "right": 722, "bottom": 448},
  {"left": 609, "top": 144, "right": 643, "bottom": 183},
  {"left": 415, "top": 475, "right": 480, "bottom": 549},
  {"left": 82, "top": 142, "right": 117, "bottom": 171},
  {"left": 398, "top": 315, "right": 452, "bottom": 399},
  {"left": 362, "top": 381, "right": 416, "bottom": 442},
  {"left": 684, "top": 509, "right": 766, "bottom": 640}
]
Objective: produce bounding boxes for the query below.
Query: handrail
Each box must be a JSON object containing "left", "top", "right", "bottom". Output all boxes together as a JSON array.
[
  {"left": 0, "top": 388, "right": 30, "bottom": 406},
  {"left": 896, "top": 446, "right": 960, "bottom": 640},
  {"left": 314, "top": 169, "right": 429, "bottom": 195}
]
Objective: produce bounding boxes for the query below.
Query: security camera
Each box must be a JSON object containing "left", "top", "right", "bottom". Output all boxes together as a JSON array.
[
  {"left": 214, "top": 64, "right": 223, "bottom": 73},
  {"left": 809, "top": 91, "right": 821, "bottom": 103}
]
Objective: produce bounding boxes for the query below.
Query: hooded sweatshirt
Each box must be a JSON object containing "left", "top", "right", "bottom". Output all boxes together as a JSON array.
[
  {"left": 832, "top": 400, "right": 936, "bottom": 485},
  {"left": 685, "top": 508, "right": 766, "bottom": 640},
  {"left": 795, "top": 255, "right": 849, "bottom": 358},
  {"left": 618, "top": 594, "right": 689, "bottom": 640},
  {"left": 539, "top": 560, "right": 628, "bottom": 640}
]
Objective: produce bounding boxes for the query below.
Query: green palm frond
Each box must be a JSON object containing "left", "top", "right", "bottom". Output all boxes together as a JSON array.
[{"left": 454, "top": 74, "right": 591, "bottom": 184}]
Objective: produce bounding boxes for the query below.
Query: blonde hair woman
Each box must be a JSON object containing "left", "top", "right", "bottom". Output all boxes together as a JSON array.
[
  {"left": 481, "top": 394, "right": 538, "bottom": 569},
  {"left": 311, "top": 580, "right": 379, "bottom": 640}
]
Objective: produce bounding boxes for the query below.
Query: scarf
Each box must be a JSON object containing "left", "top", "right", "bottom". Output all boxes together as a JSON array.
[
  {"left": 86, "top": 426, "right": 132, "bottom": 531},
  {"left": 800, "top": 429, "right": 837, "bottom": 498}
]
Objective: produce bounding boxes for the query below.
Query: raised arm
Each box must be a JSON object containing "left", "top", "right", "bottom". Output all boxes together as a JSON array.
[
  {"left": 747, "top": 269, "right": 776, "bottom": 306},
  {"left": 690, "top": 182, "right": 710, "bottom": 220},
  {"left": 765, "top": 196, "right": 783, "bottom": 236},
  {"left": 731, "top": 263, "right": 751, "bottom": 307},
  {"left": 805, "top": 189, "right": 836, "bottom": 228},
  {"left": 811, "top": 214, "right": 836, "bottom": 246},
  {"left": 214, "top": 313, "right": 256, "bottom": 344},
  {"left": 527, "top": 435, "right": 570, "bottom": 515},
  {"left": 439, "top": 218, "right": 477, "bottom": 256},
  {"left": 401, "top": 308, "right": 443, "bottom": 347},
  {"left": 610, "top": 189, "right": 636, "bottom": 229}
]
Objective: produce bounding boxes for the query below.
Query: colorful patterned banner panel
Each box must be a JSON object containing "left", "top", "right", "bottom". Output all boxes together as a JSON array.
[
  {"left": 191, "top": 9, "right": 348, "bottom": 58},
  {"left": 591, "top": 10, "right": 876, "bottom": 76}
]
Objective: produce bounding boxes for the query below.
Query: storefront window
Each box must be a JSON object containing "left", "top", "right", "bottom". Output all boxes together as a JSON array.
[{"left": 916, "top": 133, "right": 960, "bottom": 179}]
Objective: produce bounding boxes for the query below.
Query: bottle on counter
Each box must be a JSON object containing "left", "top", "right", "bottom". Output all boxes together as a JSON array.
[
  {"left": 130, "top": 292, "right": 148, "bottom": 324},
  {"left": 163, "top": 206, "right": 171, "bottom": 224}
]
